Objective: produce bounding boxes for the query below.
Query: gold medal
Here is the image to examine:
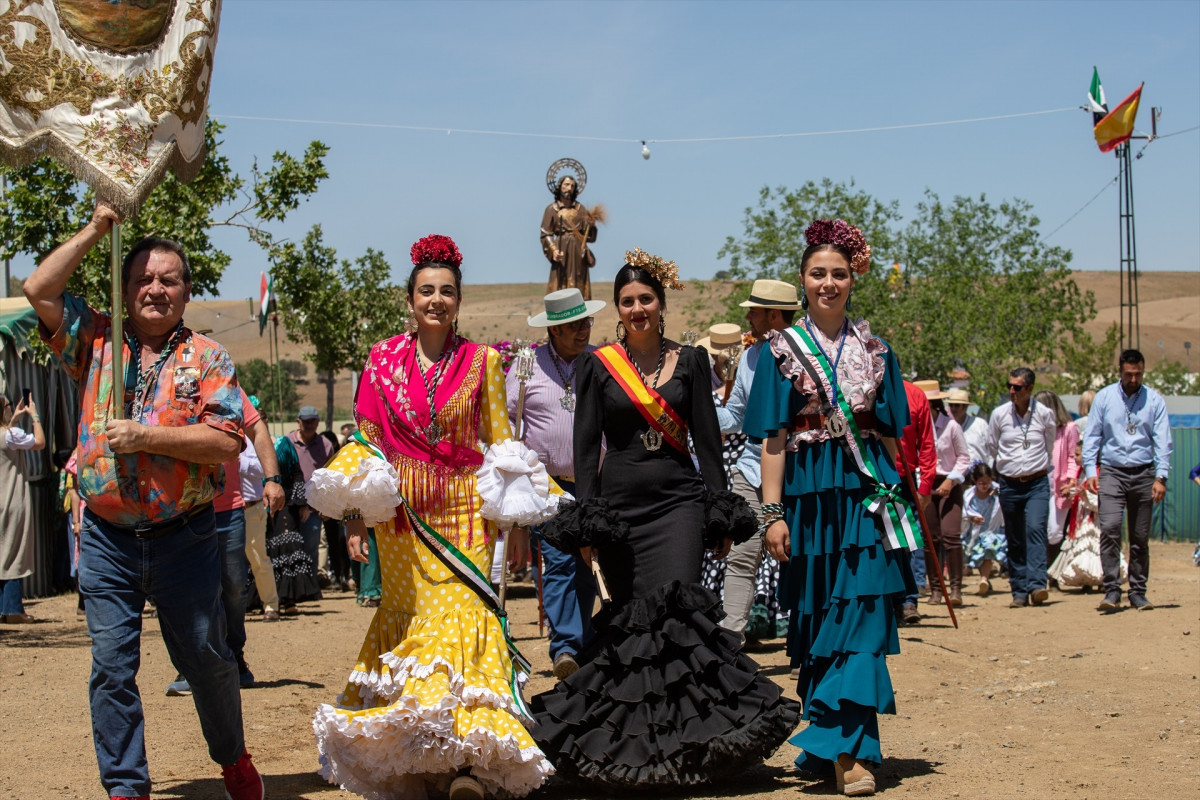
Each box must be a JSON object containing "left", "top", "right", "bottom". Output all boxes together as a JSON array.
[{"left": 641, "top": 429, "right": 663, "bottom": 451}]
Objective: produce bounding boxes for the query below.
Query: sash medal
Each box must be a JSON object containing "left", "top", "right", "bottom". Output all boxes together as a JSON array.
[
  {"left": 593, "top": 345, "right": 689, "bottom": 454},
  {"left": 777, "top": 325, "right": 924, "bottom": 552}
]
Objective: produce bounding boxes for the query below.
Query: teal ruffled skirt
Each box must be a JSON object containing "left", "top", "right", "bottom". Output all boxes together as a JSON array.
[{"left": 782, "top": 486, "right": 910, "bottom": 774}]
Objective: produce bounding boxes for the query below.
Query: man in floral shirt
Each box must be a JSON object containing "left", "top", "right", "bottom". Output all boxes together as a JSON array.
[{"left": 23, "top": 202, "right": 264, "bottom": 800}]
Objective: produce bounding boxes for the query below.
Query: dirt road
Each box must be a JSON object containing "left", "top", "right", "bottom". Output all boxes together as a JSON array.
[{"left": 2, "top": 542, "right": 1197, "bottom": 800}]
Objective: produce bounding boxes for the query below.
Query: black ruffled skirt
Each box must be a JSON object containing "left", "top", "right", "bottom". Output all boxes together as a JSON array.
[{"left": 531, "top": 581, "right": 800, "bottom": 789}]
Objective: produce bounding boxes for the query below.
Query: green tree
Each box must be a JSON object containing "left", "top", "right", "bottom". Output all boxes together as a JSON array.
[
  {"left": 1045, "top": 323, "right": 1122, "bottom": 395},
  {"left": 0, "top": 119, "right": 329, "bottom": 309},
  {"left": 270, "top": 225, "right": 409, "bottom": 427},
  {"left": 236, "top": 357, "right": 300, "bottom": 422},
  {"left": 1145, "top": 359, "right": 1199, "bottom": 396},
  {"left": 719, "top": 182, "right": 1096, "bottom": 413}
]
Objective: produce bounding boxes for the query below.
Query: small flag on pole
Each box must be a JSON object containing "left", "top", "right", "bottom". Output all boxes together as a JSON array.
[
  {"left": 1087, "top": 67, "right": 1108, "bottom": 126},
  {"left": 1094, "top": 83, "right": 1143, "bottom": 153},
  {"left": 259, "top": 272, "right": 273, "bottom": 336}
]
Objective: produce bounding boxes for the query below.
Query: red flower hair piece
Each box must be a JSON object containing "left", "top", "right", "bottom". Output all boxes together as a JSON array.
[
  {"left": 410, "top": 234, "right": 463, "bottom": 269},
  {"left": 804, "top": 219, "right": 871, "bottom": 275}
]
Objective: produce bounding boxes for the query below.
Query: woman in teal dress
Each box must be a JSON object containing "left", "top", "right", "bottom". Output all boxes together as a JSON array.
[{"left": 744, "top": 220, "right": 918, "bottom": 797}]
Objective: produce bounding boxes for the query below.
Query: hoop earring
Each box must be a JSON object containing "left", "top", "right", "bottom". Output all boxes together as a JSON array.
[
  {"left": 800, "top": 290, "right": 809, "bottom": 310},
  {"left": 658, "top": 313, "right": 666, "bottom": 337},
  {"left": 616, "top": 320, "right": 627, "bottom": 345},
  {"left": 453, "top": 316, "right": 459, "bottom": 334},
  {"left": 845, "top": 291, "right": 853, "bottom": 313}
]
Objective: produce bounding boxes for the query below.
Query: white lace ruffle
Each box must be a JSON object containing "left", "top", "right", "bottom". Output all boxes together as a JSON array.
[
  {"left": 306, "top": 456, "right": 403, "bottom": 525},
  {"left": 314, "top": 665, "right": 553, "bottom": 799},
  {"left": 476, "top": 440, "right": 572, "bottom": 528}
]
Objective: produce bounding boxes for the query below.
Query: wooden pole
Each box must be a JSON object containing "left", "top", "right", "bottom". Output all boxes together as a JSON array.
[{"left": 109, "top": 223, "right": 124, "bottom": 419}]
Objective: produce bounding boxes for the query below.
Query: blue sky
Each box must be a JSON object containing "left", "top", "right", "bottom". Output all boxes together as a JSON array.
[{"left": 196, "top": 0, "right": 1200, "bottom": 301}]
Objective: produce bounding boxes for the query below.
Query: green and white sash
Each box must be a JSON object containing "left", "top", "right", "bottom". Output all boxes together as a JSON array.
[
  {"left": 778, "top": 325, "right": 924, "bottom": 552},
  {"left": 350, "top": 432, "right": 534, "bottom": 717}
]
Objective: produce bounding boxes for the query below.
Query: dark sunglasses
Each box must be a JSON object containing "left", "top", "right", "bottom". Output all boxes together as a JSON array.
[{"left": 1006, "top": 382, "right": 1027, "bottom": 391}]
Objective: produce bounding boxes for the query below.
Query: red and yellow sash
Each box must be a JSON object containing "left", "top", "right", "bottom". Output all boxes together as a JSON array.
[{"left": 593, "top": 344, "right": 689, "bottom": 454}]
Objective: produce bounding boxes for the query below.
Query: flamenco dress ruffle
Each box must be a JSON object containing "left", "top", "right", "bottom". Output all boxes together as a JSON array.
[{"left": 532, "top": 581, "right": 800, "bottom": 789}]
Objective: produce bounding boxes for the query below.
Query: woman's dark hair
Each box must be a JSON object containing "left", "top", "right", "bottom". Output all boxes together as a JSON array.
[
  {"left": 613, "top": 264, "right": 666, "bottom": 308},
  {"left": 406, "top": 262, "right": 463, "bottom": 302},
  {"left": 799, "top": 242, "right": 855, "bottom": 276},
  {"left": 969, "top": 462, "right": 996, "bottom": 484}
]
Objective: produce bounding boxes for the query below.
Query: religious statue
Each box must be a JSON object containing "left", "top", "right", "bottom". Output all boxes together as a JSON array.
[{"left": 540, "top": 158, "right": 605, "bottom": 300}]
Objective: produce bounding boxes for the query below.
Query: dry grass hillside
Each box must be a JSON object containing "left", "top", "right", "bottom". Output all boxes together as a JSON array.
[{"left": 196, "top": 270, "right": 1199, "bottom": 418}]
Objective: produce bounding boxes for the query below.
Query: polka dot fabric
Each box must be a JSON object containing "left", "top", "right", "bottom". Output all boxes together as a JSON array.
[{"left": 313, "top": 349, "right": 552, "bottom": 798}]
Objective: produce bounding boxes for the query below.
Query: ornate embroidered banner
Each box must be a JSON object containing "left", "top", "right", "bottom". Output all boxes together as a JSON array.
[{"left": 0, "top": 0, "right": 222, "bottom": 216}]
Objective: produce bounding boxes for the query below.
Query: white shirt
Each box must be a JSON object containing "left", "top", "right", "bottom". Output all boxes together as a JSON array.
[
  {"left": 932, "top": 413, "right": 971, "bottom": 483},
  {"left": 987, "top": 399, "right": 1056, "bottom": 478},
  {"left": 960, "top": 414, "right": 990, "bottom": 466},
  {"left": 238, "top": 434, "right": 264, "bottom": 502},
  {"left": 3, "top": 427, "right": 36, "bottom": 450}
]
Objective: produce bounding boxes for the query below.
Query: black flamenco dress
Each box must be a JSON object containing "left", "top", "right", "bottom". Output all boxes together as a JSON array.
[{"left": 531, "top": 345, "right": 800, "bottom": 789}]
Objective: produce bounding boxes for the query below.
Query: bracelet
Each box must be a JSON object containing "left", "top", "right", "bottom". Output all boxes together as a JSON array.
[
  {"left": 343, "top": 508, "right": 363, "bottom": 522},
  {"left": 761, "top": 501, "right": 786, "bottom": 527}
]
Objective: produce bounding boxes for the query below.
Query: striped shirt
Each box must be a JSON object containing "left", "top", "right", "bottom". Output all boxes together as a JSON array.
[{"left": 506, "top": 343, "right": 594, "bottom": 480}]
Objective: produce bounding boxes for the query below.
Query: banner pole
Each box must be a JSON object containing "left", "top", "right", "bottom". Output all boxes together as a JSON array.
[{"left": 110, "top": 222, "right": 124, "bottom": 420}]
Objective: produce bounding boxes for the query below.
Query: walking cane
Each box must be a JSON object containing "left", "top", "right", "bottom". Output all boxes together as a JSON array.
[
  {"left": 894, "top": 444, "right": 958, "bottom": 629},
  {"left": 499, "top": 345, "right": 537, "bottom": 611}
]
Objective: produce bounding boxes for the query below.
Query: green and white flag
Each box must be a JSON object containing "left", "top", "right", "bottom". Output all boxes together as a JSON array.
[{"left": 1088, "top": 67, "right": 1108, "bottom": 125}]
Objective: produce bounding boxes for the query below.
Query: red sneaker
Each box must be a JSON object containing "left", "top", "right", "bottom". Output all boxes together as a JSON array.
[
  {"left": 110, "top": 796, "right": 150, "bottom": 800},
  {"left": 221, "top": 749, "right": 264, "bottom": 800}
]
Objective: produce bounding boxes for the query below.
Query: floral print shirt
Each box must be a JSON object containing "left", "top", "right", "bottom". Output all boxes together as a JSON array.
[{"left": 44, "top": 293, "right": 243, "bottom": 526}]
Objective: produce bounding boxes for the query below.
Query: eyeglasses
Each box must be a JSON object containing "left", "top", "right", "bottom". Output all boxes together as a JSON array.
[{"left": 1006, "top": 382, "right": 1027, "bottom": 391}]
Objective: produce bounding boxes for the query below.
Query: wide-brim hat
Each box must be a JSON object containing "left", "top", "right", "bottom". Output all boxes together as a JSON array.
[
  {"left": 527, "top": 288, "right": 606, "bottom": 327},
  {"left": 697, "top": 323, "right": 743, "bottom": 356},
  {"left": 739, "top": 279, "right": 803, "bottom": 310},
  {"left": 946, "top": 388, "right": 971, "bottom": 405},
  {"left": 914, "top": 379, "right": 948, "bottom": 400}
]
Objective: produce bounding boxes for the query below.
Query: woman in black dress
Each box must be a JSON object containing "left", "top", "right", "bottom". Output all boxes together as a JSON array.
[{"left": 532, "top": 250, "right": 799, "bottom": 789}]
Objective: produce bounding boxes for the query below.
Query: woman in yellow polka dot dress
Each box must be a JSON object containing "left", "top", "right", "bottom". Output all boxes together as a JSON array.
[{"left": 308, "top": 235, "right": 554, "bottom": 800}]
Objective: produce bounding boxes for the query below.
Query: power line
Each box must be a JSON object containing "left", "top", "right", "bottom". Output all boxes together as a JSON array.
[
  {"left": 1043, "top": 176, "right": 1118, "bottom": 241},
  {"left": 214, "top": 106, "right": 1079, "bottom": 146}
]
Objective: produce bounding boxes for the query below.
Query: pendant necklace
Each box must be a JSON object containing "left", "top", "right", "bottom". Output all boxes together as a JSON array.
[
  {"left": 1015, "top": 398, "right": 1035, "bottom": 450},
  {"left": 1122, "top": 386, "right": 1140, "bottom": 435},
  {"left": 626, "top": 338, "right": 667, "bottom": 451},
  {"left": 547, "top": 341, "right": 578, "bottom": 412},
  {"left": 416, "top": 335, "right": 455, "bottom": 445},
  {"left": 803, "top": 316, "right": 849, "bottom": 437}
]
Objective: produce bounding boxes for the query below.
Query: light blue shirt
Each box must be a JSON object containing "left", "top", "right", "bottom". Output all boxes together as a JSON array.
[
  {"left": 715, "top": 340, "right": 765, "bottom": 488},
  {"left": 1081, "top": 382, "right": 1172, "bottom": 479}
]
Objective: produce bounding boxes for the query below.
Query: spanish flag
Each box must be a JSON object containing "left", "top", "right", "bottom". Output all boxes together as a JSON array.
[{"left": 1094, "top": 83, "right": 1143, "bottom": 153}]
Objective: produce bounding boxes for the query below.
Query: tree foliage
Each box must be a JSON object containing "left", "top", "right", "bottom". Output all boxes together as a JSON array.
[
  {"left": 237, "top": 357, "right": 300, "bottom": 422},
  {"left": 1145, "top": 360, "right": 1199, "bottom": 396},
  {"left": 719, "top": 180, "right": 1097, "bottom": 412},
  {"left": 1044, "top": 324, "right": 1122, "bottom": 395},
  {"left": 269, "top": 225, "right": 409, "bottom": 427},
  {"left": 0, "top": 119, "right": 329, "bottom": 309}
]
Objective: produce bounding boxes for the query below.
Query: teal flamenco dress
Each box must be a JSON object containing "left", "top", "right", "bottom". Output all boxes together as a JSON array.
[{"left": 743, "top": 328, "right": 911, "bottom": 776}]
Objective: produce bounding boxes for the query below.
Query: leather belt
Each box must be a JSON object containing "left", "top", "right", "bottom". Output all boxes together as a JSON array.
[
  {"left": 791, "top": 409, "right": 877, "bottom": 434},
  {"left": 95, "top": 504, "right": 214, "bottom": 540},
  {"left": 1000, "top": 469, "right": 1050, "bottom": 483},
  {"left": 244, "top": 499, "right": 263, "bottom": 508}
]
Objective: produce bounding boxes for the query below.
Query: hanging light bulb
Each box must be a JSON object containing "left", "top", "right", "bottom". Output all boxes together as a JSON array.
[{"left": 641, "top": 140, "right": 651, "bottom": 160}]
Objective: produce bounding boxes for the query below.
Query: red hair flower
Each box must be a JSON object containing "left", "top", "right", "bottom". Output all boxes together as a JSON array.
[
  {"left": 804, "top": 219, "right": 871, "bottom": 275},
  {"left": 410, "top": 234, "right": 463, "bottom": 269}
]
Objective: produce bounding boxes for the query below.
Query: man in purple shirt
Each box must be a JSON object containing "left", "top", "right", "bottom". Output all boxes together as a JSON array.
[{"left": 507, "top": 289, "right": 605, "bottom": 679}]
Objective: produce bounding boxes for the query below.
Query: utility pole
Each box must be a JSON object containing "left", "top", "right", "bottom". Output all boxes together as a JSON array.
[{"left": 1116, "top": 105, "right": 1162, "bottom": 351}]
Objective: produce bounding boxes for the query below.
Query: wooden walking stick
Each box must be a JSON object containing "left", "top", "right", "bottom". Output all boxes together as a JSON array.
[{"left": 894, "top": 444, "right": 958, "bottom": 629}]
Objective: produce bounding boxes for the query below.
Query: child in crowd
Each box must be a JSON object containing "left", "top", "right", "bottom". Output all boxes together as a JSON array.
[
  {"left": 1049, "top": 443, "right": 1126, "bottom": 591},
  {"left": 962, "top": 463, "right": 1006, "bottom": 596}
]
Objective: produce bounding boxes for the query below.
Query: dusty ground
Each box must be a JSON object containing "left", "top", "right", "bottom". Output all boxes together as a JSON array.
[{"left": 2, "top": 541, "right": 1198, "bottom": 800}]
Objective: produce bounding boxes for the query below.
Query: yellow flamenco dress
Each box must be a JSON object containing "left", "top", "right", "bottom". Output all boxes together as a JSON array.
[{"left": 307, "top": 336, "right": 564, "bottom": 799}]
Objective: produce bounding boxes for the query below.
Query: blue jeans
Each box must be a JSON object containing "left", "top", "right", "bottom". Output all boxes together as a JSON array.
[
  {"left": 530, "top": 479, "right": 594, "bottom": 660},
  {"left": 0, "top": 577, "right": 25, "bottom": 615},
  {"left": 215, "top": 508, "right": 249, "bottom": 663},
  {"left": 998, "top": 476, "right": 1051, "bottom": 600},
  {"left": 79, "top": 507, "right": 244, "bottom": 797}
]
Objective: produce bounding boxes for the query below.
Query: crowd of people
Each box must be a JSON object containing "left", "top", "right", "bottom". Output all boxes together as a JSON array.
[{"left": 0, "top": 199, "right": 1184, "bottom": 800}]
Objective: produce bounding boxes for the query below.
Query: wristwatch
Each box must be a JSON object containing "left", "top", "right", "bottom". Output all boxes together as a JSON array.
[{"left": 262, "top": 475, "right": 283, "bottom": 486}]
